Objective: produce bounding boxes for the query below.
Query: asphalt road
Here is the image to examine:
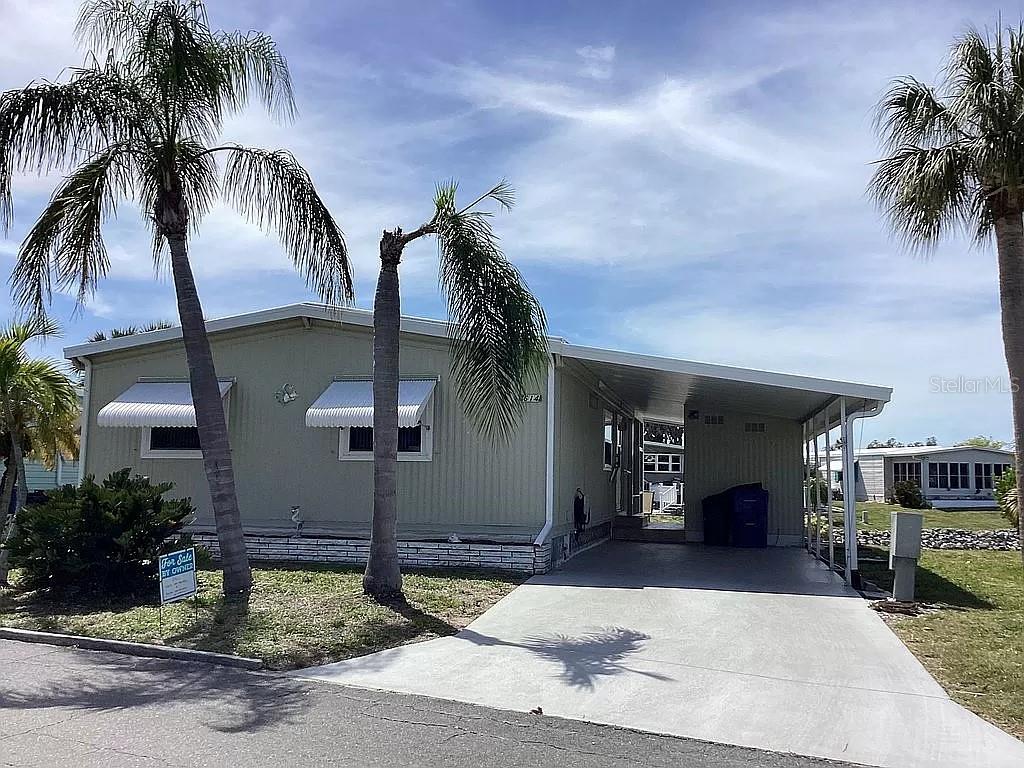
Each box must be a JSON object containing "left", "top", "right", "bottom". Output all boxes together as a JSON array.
[{"left": 0, "top": 639, "right": 864, "bottom": 768}]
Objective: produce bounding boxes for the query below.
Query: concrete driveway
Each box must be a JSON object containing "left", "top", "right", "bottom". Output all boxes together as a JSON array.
[{"left": 299, "top": 541, "right": 1024, "bottom": 768}]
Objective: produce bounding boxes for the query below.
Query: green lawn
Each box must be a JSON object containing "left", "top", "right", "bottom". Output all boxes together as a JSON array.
[
  {"left": 647, "top": 512, "right": 684, "bottom": 527},
  {"left": 0, "top": 565, "right": 525, "bottom": 670},
  {"left": 854, "top": 549, "right": 1024, "bottom": 739},
  {"left": 823, "top": 501, "right": 1010, "bottom": 531}
]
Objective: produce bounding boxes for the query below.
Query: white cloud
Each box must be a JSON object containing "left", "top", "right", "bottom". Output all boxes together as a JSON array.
[
  {"left": 576, "top": 45, "right": 616, "bottom": 80},
  {"left": 0, "top": 0, "right": 1014, "bottom": 444}
]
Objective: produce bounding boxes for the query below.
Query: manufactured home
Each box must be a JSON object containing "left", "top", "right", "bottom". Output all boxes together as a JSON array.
[
  {"left": 67, "top": 303, "right": 891, "bottom": 581},
  {"left": 642, "top": 439, "right": 684, "bottom": 509},
  {"left": 853, "top": 445, "right": 1013, "bottom": 508}
]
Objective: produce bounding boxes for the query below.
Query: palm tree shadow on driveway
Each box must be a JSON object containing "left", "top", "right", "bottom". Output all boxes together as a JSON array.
[{"left": 458, "top": 626, "right": 673, "bottom": 691}]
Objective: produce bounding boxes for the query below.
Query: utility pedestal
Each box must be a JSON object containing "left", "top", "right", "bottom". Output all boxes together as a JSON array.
[{"left": 890, "top": 511, "right": 923, "bottom": 602}]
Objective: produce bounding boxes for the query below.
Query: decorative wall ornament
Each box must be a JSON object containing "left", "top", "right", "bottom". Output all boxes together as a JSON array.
[{"left": 275, "top": 383, "right": 298, "bottom": 405}]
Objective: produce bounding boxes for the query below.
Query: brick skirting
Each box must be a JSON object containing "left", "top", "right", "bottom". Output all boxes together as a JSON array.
[{"left": 191, "top": 533, "right": 553, "bottom": 574}]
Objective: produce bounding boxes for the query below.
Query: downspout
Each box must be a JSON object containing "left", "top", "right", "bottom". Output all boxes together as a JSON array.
[
  {"left": 534, "top": 354, "right": 556, "bottom": 546},
  {"left": 77, "top": 357, "right": 91, "bottom": 486},
  {"left": 840, "top": 397, "right": 886, "bottom": 588}
]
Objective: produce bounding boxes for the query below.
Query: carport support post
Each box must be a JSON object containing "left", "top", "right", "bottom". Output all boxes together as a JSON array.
[
  {"left": 812, "top": 421, "right": 821, "bottom": 558},
  {"left": 803, "top": 421, "right": 810, "bottom": 552},
  {"left": 839, "top": 398, "right": 859, "bottom": 587},
  {"left": 823, "top": 404, "right": 834, "bottom": 573}
]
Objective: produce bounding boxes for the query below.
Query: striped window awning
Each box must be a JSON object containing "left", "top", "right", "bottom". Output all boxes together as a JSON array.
[
  {"left": 97, "top": 380, "right": 233, "bottom": 428},
  {"left": 306, "top": 379, "right": 436, "bottom": 428}
]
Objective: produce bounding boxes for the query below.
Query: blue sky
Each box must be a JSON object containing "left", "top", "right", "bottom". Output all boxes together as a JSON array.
[{"left": 1, "top": 0, "right": 1021, "bottom": 447}]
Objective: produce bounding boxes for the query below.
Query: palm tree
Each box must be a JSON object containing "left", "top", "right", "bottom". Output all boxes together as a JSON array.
[
  {"left": 0, "top": 318, "right": 80, "bottom": 586},
  {"left": 0, "top": 1, "right": 353, "bottom": 594},
  {"left": 71, "top": 321, "right": 173, "bottom": 377},
  {"left": 868, "top": 24, "right": 1024, "bottom": 564},
  {"left": 364, "top": 181, "right": 548, "bottom": 599}
]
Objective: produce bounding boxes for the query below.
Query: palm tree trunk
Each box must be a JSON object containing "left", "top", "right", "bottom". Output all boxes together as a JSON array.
[
  {"left": 167, "top": 235, "right": 252, "bottom": 594},
  {"left": 0, "top": 452, "right": 18, "bottom": 585},
  {"left": 364, "top": 229, "right": 404, "bottom": 599},
  {"left": 994, "top": 212, "right": 1024, "bottom": 566}
]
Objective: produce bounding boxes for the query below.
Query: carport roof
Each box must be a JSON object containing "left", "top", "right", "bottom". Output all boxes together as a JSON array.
[
  {"left": 550, "top": 340, "right": 891, "bottom": 424},
  {"left": 65, "top": 302, "right": 891, "bottom": 425}
]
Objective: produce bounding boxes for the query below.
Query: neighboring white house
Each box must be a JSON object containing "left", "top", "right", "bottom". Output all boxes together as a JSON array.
[
  {"left": 642, "top": 439, "right": 683, "bottom": 509},
  {"left": 24, "top": 455, "right": 79, "bottom": 491},
  {"left": 821, "top": 445, "right": 1014, "bottom": 508}
]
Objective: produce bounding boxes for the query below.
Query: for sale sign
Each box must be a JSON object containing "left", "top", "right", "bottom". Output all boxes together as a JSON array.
[{"left": 159, "top": 547, "right": 197, "bottom": 605}]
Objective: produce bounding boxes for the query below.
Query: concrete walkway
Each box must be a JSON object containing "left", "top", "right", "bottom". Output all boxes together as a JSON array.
[{"left": 299, "top": 541, "right": 1024, "bottom": 768}]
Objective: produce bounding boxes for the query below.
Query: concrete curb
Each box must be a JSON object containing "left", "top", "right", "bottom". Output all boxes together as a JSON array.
[{"left": 0, "top": 627, "right": 263, "bottom": 669}]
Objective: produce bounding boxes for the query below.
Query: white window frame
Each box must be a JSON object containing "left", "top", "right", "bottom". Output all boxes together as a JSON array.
[
  {"left": 141, "top": 426, "right": 203, "bottom": 459},
  {"left": 670, "top": 455, "right": 681, "bottom": 473},
  {"left": 893, "top": 461, "right": 921, "bottom": 487},
  {"left": 139, "top": 387, "right": 231, "bottom": 460},
  {"left": 338, "top": 396, "right": 434, "bottom": 462}
]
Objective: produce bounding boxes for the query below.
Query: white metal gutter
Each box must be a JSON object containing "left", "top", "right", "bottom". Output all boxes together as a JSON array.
[
  {"left": 77, "top": 357, "right": 91, "bottom": 485},
  {"left": 534, "top": 355, "right": 556, "bottom": 546}
]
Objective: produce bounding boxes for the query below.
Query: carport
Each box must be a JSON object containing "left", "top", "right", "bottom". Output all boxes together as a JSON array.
[
  {"left": 550, "top": 340, "right": 893, "bottom": 585},
  {"left": 301, "top": 540, "right": 1024, "bottom": 768}
]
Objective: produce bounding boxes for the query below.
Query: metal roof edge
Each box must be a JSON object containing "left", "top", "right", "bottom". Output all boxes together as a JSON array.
[
  {"left": 549, "top": 339, "right": 893, "bottom": 403},
  {"left": 63, "top": 302, "right": 892, "bottom": 403},
  {"left": 855, "top": 445, "right": 1014, "bottom": 457}
]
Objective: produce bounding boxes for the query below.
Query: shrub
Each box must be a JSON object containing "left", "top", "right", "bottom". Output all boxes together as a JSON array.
[
  {"left": 805, "top": 477, "right": 830, "bottom": 506},
  {"left": 9, "top": 468, "right": 194, "bottom": 594},
  {"left": 995, "top": 468, "right": 1019, "bottom": 529},
  {"left": 888, "top": 480, "right": 930, "bottom": 510}
]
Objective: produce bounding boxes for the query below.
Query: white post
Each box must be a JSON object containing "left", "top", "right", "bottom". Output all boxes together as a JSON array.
[
  {"left": 823, "top": 404, "right": 835, "bottom": 573},
  {"left": 803, "top": 421, "right": 810, "bottom": 552},
  {"left": 840, "top": 397, "right": 858, "bottom": 585},
  {"left": 813, "top": 418, "right": 821, "bottom": 559}
]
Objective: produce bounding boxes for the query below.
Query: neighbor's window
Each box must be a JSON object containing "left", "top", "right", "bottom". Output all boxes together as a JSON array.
[
  {"left": 643, "top": 455, "right": 656, "bottom": 472},
  {"left": 975, "top": 463, "right": 1012, "bottom": 489},
  {"left": 656, "top": 455, "right": 671, "bottom": 472},
  {"left": 142, "top": 426, "right": 202, "bottom": 458},
  {"left": 893, "top": 461, "right": 921, "bottom": 487},
  {"left": 929, "top": 461, "right": 969, "bottom": 490},
  {"left": 670, "top": 455, "right": 681, "bottom": 473}
]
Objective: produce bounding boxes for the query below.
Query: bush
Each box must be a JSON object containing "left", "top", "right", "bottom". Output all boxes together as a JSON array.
[
  {"left": 888, "top": 480, "right": 930, "bottom": 510},
  {"left": 805, "top": 477, "right": 830, "bottom": 506},
  {"left": 995, "top": 468, "right": 1019, "bottom": 529},
  {"left": 9, "top": 468, "right": 194, "bottom": 594}
]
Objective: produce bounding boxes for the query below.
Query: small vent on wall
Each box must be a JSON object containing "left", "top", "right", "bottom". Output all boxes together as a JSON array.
[
  {"left": 744, "top": 422, "right": 767, "bottom": 433},
  {"left": 704, "top": 414, "right": 724, "bottom": 425}
]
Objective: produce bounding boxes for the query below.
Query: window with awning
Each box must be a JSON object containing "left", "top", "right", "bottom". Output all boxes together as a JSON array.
[
  {"left": 97, "top": 380, "right": 233, "bottom": 428},
  {"left": 306, "top": 378, "right": 436, "bottom": 461},
  {"left": 97, "top": 379, "right": 233, "bottom": 459}
]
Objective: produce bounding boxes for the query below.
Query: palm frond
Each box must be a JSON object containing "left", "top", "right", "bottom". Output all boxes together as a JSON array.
[
  {"left": 213, "top": 30, "right": 295, "bottom": 120},
  {"left": 219, "top": 144, "right": 353, "bottom": 304},
  {"left": 868, "top": 144, "right": 978, "bottom": 250},
  {"left": 874, "top": 77, "right": 959, "bottom": 149},
  {"left": 0, "top": 64, "right": 138, "bottom": 230},
  {"left": 0, "top": 317, "right": 61, "bottom": 348},
  {"left": 75, "top": 0, "right": 147, "bottom": 55},
  {"left": 11, "top": 143, "right": 134, "bottom": 314},
  {"left": 433, "top": 181, "right": 547, "bottom": 439}
]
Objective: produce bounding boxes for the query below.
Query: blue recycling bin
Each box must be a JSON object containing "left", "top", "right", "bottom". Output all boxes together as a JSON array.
[{"left": 701, "top": 483, "right": 769, "bottom": 548}]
